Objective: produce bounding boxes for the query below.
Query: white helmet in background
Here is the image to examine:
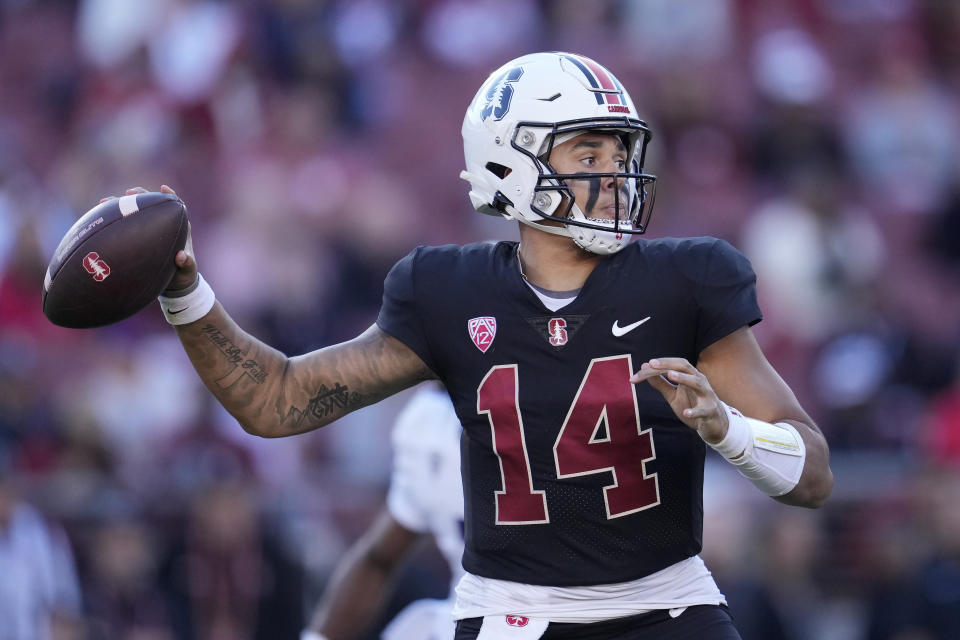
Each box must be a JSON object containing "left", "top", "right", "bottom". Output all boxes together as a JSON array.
[{"left": 461, "top": 52, "right": 657, "bottom": 255}]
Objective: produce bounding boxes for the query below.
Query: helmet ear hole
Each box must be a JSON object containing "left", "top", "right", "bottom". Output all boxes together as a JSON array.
[{"left": 485, "top": 162, "right": 510, "bottom": 179}]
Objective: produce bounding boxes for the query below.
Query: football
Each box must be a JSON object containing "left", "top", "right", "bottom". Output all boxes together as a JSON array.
[{"left": 42, "top": 192, "right": 189, "bottom": 328}]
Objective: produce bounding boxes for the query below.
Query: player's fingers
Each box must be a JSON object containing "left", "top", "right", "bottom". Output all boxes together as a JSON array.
[
  {"left": 103, "top": 185, "right": 164, "bottom": 203},
  {"left": 631, "top": 362, "right": 702, "bottom": 388},
  {"left": 644, "top": 357, "right": 698, "bottom": 374},
  {"left": 167, "top": 244, "right": 199, "bottom": 292},
  {"left": 631, "top": 364, "right": 677, "bottom": 393},
  {"left": 181, "top": 223, "right": 195, "bottom": 257},
  {"left": 681, "top": 403, "right": 718, "bottom": 420},
  {"left": 661, "top": 370, "right": 702, "bottom": 390},
  {"left": 103, "top": 184, "right": 152, "bottom": 202},
  {"left": 175, "top": 250, "right": 195, "bottom": 269},
  {"left": 629, "top": 362, "right": 662, "bottom": 384},
  {"left": 645, "top": 374, "right": 678, "bottom": 397},
  {"left": 176, "top": 223, "right": 198, "bottom": 268}
]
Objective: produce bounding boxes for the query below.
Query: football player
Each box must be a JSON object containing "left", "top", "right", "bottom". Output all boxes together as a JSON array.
[
  {"left": 303, "top": 384, "right": 463, "bottom": 640},
  {"left": 129, "top": 51, "right": 833, "bottom": 639}
]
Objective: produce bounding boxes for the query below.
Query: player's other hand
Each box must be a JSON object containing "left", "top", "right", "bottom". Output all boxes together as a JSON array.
[
  {"left": 103, "top": 185, "right": 198, "bottom": 292},
  {"left": 630, "top": 358, "right": 729, "bottom": 443}
]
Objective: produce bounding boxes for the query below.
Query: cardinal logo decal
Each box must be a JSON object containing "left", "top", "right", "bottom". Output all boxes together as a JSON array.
[
  {"left": 82, "top": 252, "right": 111, "bottom": 281},
  {"left": 526, "top": 314, "right": 588, "bottom": 349},
  {"left": 548, "top": 318, "right": 568, "bottom": 346},
  {"left": 480, "top": 67, "right": 523, "bottom": 121}
]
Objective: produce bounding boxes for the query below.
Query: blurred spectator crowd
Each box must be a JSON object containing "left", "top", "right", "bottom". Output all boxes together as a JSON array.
[{"left": 1, "top": 0, "right": 959, "bottom": 639}]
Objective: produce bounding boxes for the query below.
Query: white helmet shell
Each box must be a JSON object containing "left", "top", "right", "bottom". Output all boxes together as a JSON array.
[{"left": 461, "top": 52, "right": 657, "bottom": 255}]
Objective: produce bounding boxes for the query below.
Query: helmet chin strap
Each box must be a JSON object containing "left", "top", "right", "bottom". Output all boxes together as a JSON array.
[
  {"left": 569, "top": 223, "right": 630, "bottom": 255},
  {"left": 515, "top": 195, "right": 633, "bottom": 254},
  {"left": 566, "top": 191, "right": 632, "bottom": 254},
  {"left": 516, "top": 214, "right": 627, "bottom": 255}
]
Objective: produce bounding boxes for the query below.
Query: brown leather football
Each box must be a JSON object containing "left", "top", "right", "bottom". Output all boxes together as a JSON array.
[{"left": 42, "top": 192, "right": 188, "bottom": 328}]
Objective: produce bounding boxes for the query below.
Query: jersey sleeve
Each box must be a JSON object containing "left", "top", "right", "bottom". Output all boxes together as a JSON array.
[
  {"left": 376, "top": 247, "right": 438, "bottom": 373},
  {"left": 694, "top": 238, "right": 762, "bottom": 353}
]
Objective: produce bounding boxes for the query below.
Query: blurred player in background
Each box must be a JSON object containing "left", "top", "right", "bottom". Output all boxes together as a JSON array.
[
  {"left": 121, "top": 51, "right": 833, "bottom": 638},
  {"left": 0, "top": 448, "right": 82, "bottom": 640},
  {"left": 303, "top": 384, "right": 464, "bottom": 640}
]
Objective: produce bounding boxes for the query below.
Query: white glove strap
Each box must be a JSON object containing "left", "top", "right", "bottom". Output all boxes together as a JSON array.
[
  {"left": 300, "top": 632, "right": 329, "bottom": 640},
  {"left": 158, "top": 273, "right": 216, "bottom": 325},
  {"left": 705, "top": 403, "right": 806, "bottom": 497}
]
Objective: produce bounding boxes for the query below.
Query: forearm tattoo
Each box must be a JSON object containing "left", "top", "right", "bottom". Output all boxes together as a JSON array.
[
  {"left": 279, "top": 382, "right": 364, "bottom": 431},
  {"left": 188, "top": 320, "right": 425, "bottom": 435},
  {"left": 201, "top": 324, "right": 269, "bottom": 388}
]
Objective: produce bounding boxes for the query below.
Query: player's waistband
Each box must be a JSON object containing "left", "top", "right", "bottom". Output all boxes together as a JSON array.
[{"left": 452, "top": 555, "right": 726, "bottom": 623}]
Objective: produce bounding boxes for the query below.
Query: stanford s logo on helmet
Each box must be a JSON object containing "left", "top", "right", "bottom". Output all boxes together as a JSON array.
[
  {"left": 461, "top": 52, "right": 657, "bottom": 255},
  {"left": 481, "top": 67, "right": 523, "bottom": 122}
]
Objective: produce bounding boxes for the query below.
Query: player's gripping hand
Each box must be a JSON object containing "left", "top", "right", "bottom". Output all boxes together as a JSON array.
[
  {"left": 101, "top": 185, "right": 198, "bottom": 292},
  {"left": 630, "top": 358, "right": 729, "bottom": 444}
]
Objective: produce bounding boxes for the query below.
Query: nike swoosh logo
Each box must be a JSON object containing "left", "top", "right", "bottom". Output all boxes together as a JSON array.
[
  {"left": 611, "top": 316, "right": 650, "bottom": 337},
  {"left": 168, "top": 307, "right": 189, "bottom": 315}
]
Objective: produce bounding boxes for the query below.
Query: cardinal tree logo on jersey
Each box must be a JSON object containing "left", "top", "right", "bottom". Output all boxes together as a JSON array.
[
  {"left": 562, "top": 54, "right": 631, "bottom": 114},
  {"left": 505, "top": 615, "right": 530, "bottom": 627},
  {"left": 82, "top": 252, "right": 110, "bottom": 281},
  {"left": 480, "top": 67, "right": 523, "bottom": 121},
  {"left": 468, "top": 316, "right": 497, "bottom": 353},
  {"left": 548, "top": 318, "right": 568, "bottom": 346},
  {"left": 526, "top": 315, "right": 588, "bottom": 349}
]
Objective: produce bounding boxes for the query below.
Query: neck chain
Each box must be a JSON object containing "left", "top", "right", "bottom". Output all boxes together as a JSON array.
[{"left": 516, "top": 244, "right": 528, "bottom": 281}]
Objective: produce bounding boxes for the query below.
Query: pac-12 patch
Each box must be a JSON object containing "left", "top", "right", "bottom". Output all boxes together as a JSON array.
[{"left": 468, "top": 316, "right": 497, "bottom": 353}]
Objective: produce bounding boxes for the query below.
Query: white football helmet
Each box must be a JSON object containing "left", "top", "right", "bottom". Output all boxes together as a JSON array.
[{"left": 461, "top": 52, "right": 657, "bottom": 255}]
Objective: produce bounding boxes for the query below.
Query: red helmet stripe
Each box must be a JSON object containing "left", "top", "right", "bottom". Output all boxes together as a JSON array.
[
  {"left": 577, "top": 55, "right": 616, "bottom": 90},
  {"left": 562, "top": 54, "right": 604, "bottom": 105},
  {"left": 571, "top": 54, "right": 623, "bottom": 105}
]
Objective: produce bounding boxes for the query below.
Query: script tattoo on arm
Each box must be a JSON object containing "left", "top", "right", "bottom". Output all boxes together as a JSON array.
[{"left": 200, "top": 324, "right": 269, "bottom": 388}]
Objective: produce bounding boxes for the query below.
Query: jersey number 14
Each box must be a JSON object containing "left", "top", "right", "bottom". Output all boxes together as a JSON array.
[{"left": 477, "top": 355, "right": 660, "bottom": 525}]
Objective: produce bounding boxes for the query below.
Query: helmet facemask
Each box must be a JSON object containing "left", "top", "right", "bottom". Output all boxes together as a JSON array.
[{"left": 511, "top": 119, "right": 657, "bottom": 254}]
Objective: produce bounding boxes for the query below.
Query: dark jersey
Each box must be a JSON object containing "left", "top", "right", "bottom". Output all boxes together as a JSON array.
[{"left": 376, "top": 238, "right": 761, "bottom": 587}]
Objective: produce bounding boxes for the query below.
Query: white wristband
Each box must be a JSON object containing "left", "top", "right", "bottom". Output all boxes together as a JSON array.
[
  {"left": 300, "top": 631, "right": 330, "bottom": 640},
  {"left": 705, "top": 403, "right": 754, "bottom": 460},
  {"left": 704, "top": 403, "right": 806, "bottom": 497},
  {"left": 158, "top": 273, "right": 216, "bottom": 325}
]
